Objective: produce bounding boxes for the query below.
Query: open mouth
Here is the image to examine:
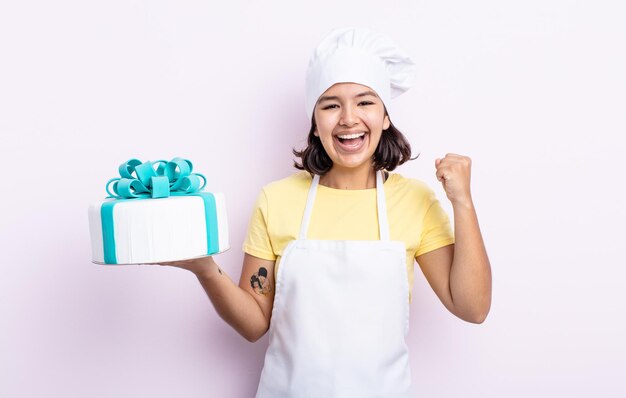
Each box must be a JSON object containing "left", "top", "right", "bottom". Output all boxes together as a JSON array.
[{"left": 335, "top": 132, "right": 367, "bottom": 152}]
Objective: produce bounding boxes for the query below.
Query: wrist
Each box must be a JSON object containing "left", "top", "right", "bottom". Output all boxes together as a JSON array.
[
  {"left": 451, "top": 196, "right": 474, "bottom": 210},
  {"left": 192, "top": 257, "right": 219, "bottom": 280}
]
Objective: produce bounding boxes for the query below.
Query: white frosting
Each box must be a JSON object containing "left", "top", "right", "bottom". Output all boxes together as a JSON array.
[{"left": 88, "top": 194, "right": 229, "bottom": 265}]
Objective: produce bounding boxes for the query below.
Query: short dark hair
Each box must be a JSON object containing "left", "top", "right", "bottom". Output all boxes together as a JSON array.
[{"left": 293, "top": 114, "right": 414, "bottom": 175}]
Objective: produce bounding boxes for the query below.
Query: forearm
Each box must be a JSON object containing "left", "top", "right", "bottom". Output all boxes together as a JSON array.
[
  {"left": 449, "top": 199, "right": 492, "bottom": 323},
  {"left": 194, "top": 258, "right": 269, "bottom": 341}
]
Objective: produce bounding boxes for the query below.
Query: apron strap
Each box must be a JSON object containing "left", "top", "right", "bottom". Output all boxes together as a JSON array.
[
  {"left": 298, "top": 174, "right": 320, "bottom": 240},
  {"left": 298, "top": 171, "right": 391, "bottom": 241},
  {"left": 376, "top": 171, "right": 390, "bottom": 241}
]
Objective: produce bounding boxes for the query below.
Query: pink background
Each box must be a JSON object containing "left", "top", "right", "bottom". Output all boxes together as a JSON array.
[{"left": 1, "top": 1, "right": 625, "bottom": 397}]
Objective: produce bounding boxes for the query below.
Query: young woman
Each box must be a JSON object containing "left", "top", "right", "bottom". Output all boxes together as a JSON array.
[{"left": 164, "top": 27, "right": 491, "bottom": 397}]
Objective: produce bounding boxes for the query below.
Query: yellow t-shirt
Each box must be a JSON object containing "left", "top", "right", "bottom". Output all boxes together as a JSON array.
[{"left": 243, "top": 171, "right": 455, "bottom": 298}]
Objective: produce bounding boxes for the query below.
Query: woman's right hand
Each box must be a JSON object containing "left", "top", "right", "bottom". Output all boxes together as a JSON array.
[{"left": 159, "top": 256, "right": 219, "bottom": 278}]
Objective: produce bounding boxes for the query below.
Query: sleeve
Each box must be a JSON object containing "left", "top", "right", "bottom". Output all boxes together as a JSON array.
[
  {"left": 242, "top": 189, "right": 277, "bottom": 261},
  {"left": 415, "top": 189, "right": 455, "bottom": 258}
]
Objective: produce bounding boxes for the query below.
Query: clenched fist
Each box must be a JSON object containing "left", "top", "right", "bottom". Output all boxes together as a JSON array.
[{"left": 435, "top": 153, "right": 473, "bottom": 207}]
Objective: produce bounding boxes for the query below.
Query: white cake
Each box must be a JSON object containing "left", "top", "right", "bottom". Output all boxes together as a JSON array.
[{"left": 88, "top": 192, "right": 229, "bottom": 265}]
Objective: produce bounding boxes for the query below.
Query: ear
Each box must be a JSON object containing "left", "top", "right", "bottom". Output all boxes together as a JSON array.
[
  {"left": 313, "top": 128, "right": 319, "bottom": 137},
  {"left": 383, "top": 115, "right": 390, "bottom": 130}
]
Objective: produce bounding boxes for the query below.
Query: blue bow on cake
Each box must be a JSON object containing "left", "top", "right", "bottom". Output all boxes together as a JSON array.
[{"left": 106, "top": 158, "right": 206, "bottom": 199}]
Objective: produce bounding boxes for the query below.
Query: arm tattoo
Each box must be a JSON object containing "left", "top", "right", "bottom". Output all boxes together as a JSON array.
[{"left": 250, "top": 266, "right": 272, "bottom": 296}]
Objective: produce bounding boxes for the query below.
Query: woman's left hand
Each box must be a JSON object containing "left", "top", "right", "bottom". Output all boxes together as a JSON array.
[{"left": 435, "top": 153, "right": 473, "bottom": 207}]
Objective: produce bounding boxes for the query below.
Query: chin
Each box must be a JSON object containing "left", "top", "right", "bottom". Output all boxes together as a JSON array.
[{"left": 333, "top": 156, "right": 374, "bottom": 170}]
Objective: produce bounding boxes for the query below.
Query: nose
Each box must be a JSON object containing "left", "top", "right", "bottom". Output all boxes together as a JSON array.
[{"left": 339, "top": 105, "right": 358, "bottom": 127}]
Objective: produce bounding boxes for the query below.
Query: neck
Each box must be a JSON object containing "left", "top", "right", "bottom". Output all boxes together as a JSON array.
[{"left": 319, "top": 163, "right": 377, "bottom": 190}]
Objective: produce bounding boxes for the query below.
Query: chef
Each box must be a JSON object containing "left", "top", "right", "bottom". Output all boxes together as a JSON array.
[{"left": 164, "top": 26, "right": 492, "bottom": 398}]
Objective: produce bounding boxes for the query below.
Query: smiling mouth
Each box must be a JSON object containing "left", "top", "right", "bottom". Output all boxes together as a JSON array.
[
  {"left": 336, "top": 132, "right": 365, "bottom": 143},
  {"left": 334, "top": 132, "right": 367, "bottom": 152}
]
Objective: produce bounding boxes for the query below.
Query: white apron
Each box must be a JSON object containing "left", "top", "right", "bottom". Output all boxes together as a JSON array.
[{"left": 256, "top": 171, "right": 413, "bottom": 398}]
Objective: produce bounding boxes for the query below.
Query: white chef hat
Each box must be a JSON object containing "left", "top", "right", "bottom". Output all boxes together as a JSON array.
[{"left": 305, "top": 27, "right": 416, "bottom": 120}]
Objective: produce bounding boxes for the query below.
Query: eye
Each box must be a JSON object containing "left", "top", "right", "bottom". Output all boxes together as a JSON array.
[
  {"left": 359, "top": 101, "right": 375, "bottom": 106},
  {"left": 321, "top": 104, "right": 339, "bottom": 110}
]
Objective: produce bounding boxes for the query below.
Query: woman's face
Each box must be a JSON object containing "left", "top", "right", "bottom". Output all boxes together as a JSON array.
[{"left": 313, "top": 82, "right": 390, "bottom": 172}]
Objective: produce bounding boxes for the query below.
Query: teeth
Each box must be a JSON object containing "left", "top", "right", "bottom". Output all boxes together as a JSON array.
[{"left": 337, "top": 132, "right": 365, "bottom": 139}]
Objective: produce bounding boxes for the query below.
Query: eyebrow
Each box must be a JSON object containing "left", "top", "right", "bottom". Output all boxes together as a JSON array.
[{"left": 317, "top": 90, "right": 379, "bottom": 103}]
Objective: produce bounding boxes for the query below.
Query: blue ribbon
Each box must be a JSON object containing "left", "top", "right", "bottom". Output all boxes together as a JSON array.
[
  {"left": 99, "top": 157, "right": 218, "bottom": 264},
  {"left": 105, "top": 158, "right": 206, "bottom": 199},
  {"left": 100, "top": 192, "right": 220, "bottom": 264}
]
